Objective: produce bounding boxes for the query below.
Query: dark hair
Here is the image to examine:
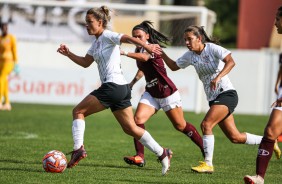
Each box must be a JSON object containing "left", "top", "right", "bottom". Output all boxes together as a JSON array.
[
  {"left": 132, "top": 20, "right": 170, "bottom": 48},
  {"left": 278, "top": 6, "right": 282, "bottom": 17},
  {"left": 86, "top": 6, "right": 111, "bottom": 28},
  {"left": 184, "top": 25, "right": 219, "bottom": 45}
]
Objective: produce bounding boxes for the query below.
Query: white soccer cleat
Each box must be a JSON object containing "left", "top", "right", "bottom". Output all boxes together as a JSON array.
[
  {"left": 243, "top": 175, "right": 264, "bottom": 184},
  {"left": 158, "top": 148, "right": 173, "bottom": 175}
]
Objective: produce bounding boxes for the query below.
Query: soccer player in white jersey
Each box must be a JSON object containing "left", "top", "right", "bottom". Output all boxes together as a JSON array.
[
  {"left": 159, "top": 25, "right": 281, "bottom": 174},
  {"left": 57, "top": 6, "right": 172, "bottom": 176},
  {"left": 244, "top": 6, "right": 282, "bottom": 184}
]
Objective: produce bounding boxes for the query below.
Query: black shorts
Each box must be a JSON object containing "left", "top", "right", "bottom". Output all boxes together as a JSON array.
[
  {"left": 90, "top": 82, "right": 132, "bottom": 112},
  {"left": 209, "top": 90, "right": 238, "bottom": 114}
]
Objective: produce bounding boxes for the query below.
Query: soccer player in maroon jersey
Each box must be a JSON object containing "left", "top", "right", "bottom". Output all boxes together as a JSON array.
[
  {"left": 244, "top": 6, "right": 282, "bottom": 184},
  {"left": 121, "top": 21, "right": 204, "bottom": 167}
]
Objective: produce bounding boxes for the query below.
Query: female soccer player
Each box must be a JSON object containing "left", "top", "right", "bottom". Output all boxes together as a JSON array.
[
  {"left": 244, "top": 6, "right": 282, "bottom": 184},
  {"left": 57, "top": 6, "right": 172, "bottom": 175},
  {"left": 0, "top": 23, "right": 18, "bottom": 111},
  {"left": 120, "top": 21, "right": 204, "bottom": 167},
  {"left": 159, "top": 25, "right": 281, "bottom": 174}
]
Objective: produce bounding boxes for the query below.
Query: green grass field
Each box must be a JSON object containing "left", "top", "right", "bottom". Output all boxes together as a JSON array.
[{"left": 0, "top": 103, "right": 281, "bottom": 184}]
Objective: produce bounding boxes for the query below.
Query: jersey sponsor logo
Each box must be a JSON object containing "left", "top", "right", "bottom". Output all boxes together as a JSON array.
[
  {"left": 258, "top": 149, "right": 269, "bottom": 156},
  {"left": 146, "top": 78, "right": 158, "bottom": 88}
]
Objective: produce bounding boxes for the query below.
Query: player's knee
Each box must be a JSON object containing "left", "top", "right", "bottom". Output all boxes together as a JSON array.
[
  {"left": 201, "top": 121, "right": 212, "bottom": 133},
  {"left": 264, "top": 126, "right": 276, "bottom": 139},
  {"left": 134, "top": 115, "right": 145, "bottom": 125},
  {"left": 72, "top": 107, "right": 83, "bottom": 119}
]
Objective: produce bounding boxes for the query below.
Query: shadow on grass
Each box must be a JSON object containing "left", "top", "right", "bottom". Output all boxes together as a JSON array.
[
  {"left": 0, "top": 159, "right": 40, "bottom": 165},
  {"left": 80, "top": 162, "right": 155, "bottom": 170},
  {"left": 94, "top": 178, "right": 172, "bottom": 184},
  {"left": 0, "top": 159, "right": 43, "bottom": 173},
  {"left": 0, "top": 167, "right": 43, "bottom": 173}
]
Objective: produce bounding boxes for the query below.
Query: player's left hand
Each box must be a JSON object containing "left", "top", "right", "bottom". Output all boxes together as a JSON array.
[
  {"left": 57, "top": 44, "right": 70, "bottom": 56},
  {"left": 13, "top": 63, "right": 20, "bottom": 75},
  {"left": 146, "top": 44, "right": 162, "bottom": 55},
  {"left": 271, "top": 97, "right": 282, "bottom": 108},
  {"left": 210, "top": 77, "right": 220, "bottom": 90}
]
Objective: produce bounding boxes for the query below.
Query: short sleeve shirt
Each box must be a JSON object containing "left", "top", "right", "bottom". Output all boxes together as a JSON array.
[
  {"left": 136, "top": 47, "right": 177, "bottom": 98},
  {"left": 87, "top": 30, "right": 127, "bottom": 85},
  {"left": 176, "top": 43, "right": 235, "bottom": 101}
]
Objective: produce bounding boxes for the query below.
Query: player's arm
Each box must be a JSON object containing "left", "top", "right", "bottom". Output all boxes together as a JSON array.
[
  {"left": 160, "top": 49, "right": 180, "bottom": 71},
  {"left": 57, "top": 44, "right": 94, "bottom": 68},
  {"left": 121, "top": 50, "right": 151, "bottom": 62},
  {"left": 210, "top": 53, "right": 235, "bottom": 90},
  {"left": 120, "top": 35, "right": 162, "bottom": 55},
  {"left": 129, "top": 69, "right": 144, "bottom": 89}
]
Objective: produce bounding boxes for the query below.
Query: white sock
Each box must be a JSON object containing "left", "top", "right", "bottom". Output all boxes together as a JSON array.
[
  {"left": 72, "top": 119, "right": 85, "bottom": 150},
  {"left": 203, "top": 135, "right": 214, "bottom": 166},
  {"left": 245, "top": 133, "right": 262, "bottom": 145},
  {"left": 139, "top": 130, "right": 163, "bottom": 157}
]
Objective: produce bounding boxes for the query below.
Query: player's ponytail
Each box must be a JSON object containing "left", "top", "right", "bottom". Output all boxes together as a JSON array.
[
  {"left": 184, "top": 25, "right": 219, "bottom": 45},
  {"left": 133, "top": 20, "right": 170, "bottom": 48}
]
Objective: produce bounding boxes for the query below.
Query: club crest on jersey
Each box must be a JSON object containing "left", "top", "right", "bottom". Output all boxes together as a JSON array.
[{"left": 258, "top": 149, "right": 269, "bottom": 156}]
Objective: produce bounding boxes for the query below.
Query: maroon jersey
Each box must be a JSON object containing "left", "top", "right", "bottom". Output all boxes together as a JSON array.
[{"left": 136, "top": 49, "right": 177, "bottom": 98}]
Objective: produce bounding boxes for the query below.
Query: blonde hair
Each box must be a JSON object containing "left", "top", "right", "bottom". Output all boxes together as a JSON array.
[{"left": 86, "top": 6, "right": 111, "bottom": 28}]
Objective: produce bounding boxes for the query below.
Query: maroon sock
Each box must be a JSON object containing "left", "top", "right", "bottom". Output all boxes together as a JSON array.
[
  {"left": 256, "top": 137, "right": 274, "bottom": 178},
  {"left": 182, "top": 122, "right": 204, "bottom": 157},
  {"left": 134, "top": 124, "right": 145, "bottom": 159}
]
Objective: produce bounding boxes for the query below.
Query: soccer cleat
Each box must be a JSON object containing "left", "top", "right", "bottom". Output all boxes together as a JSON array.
[
  {"left": 191, "top": 161, "right": 214, "bottom": 174},
  {"left": 67, "top": 145, "right": 87, "bottom": 168},
  {"left": 124, "top": 155, "right": 146, "bottom": 167},
  {"left": 274, "top": 140, "right": 281, "bottom": 159},
  {"left": 243, "top": 175, "right": 264, "bottom": 184},
  {"left": 158, "top": 148, "right": 173, "bottom": 175}
]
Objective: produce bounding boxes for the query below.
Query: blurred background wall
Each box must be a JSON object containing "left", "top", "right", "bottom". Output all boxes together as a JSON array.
[{"left": 0, "top": 0, "right": 281, "bottom": 115}]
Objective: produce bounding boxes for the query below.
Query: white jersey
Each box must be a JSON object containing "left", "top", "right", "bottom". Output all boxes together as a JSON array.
[
  {"left": 176, "top": 43, "right": 235, "bottom": 101},
  {"left": 87, "top": 30, "right": 127, "bottom": 85}
]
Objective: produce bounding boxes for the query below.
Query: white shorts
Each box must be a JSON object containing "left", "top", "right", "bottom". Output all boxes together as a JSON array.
[
  {"left": 273, "top": 106, "right": 282, "bottom": 111},
  {"left": 139, "top": 91, "right": 182, "bottom": 112}
]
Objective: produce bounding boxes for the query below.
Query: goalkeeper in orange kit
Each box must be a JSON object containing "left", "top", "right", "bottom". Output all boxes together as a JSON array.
[{"left": 0, "top": 23, "right": 19, "bottom": 111}]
